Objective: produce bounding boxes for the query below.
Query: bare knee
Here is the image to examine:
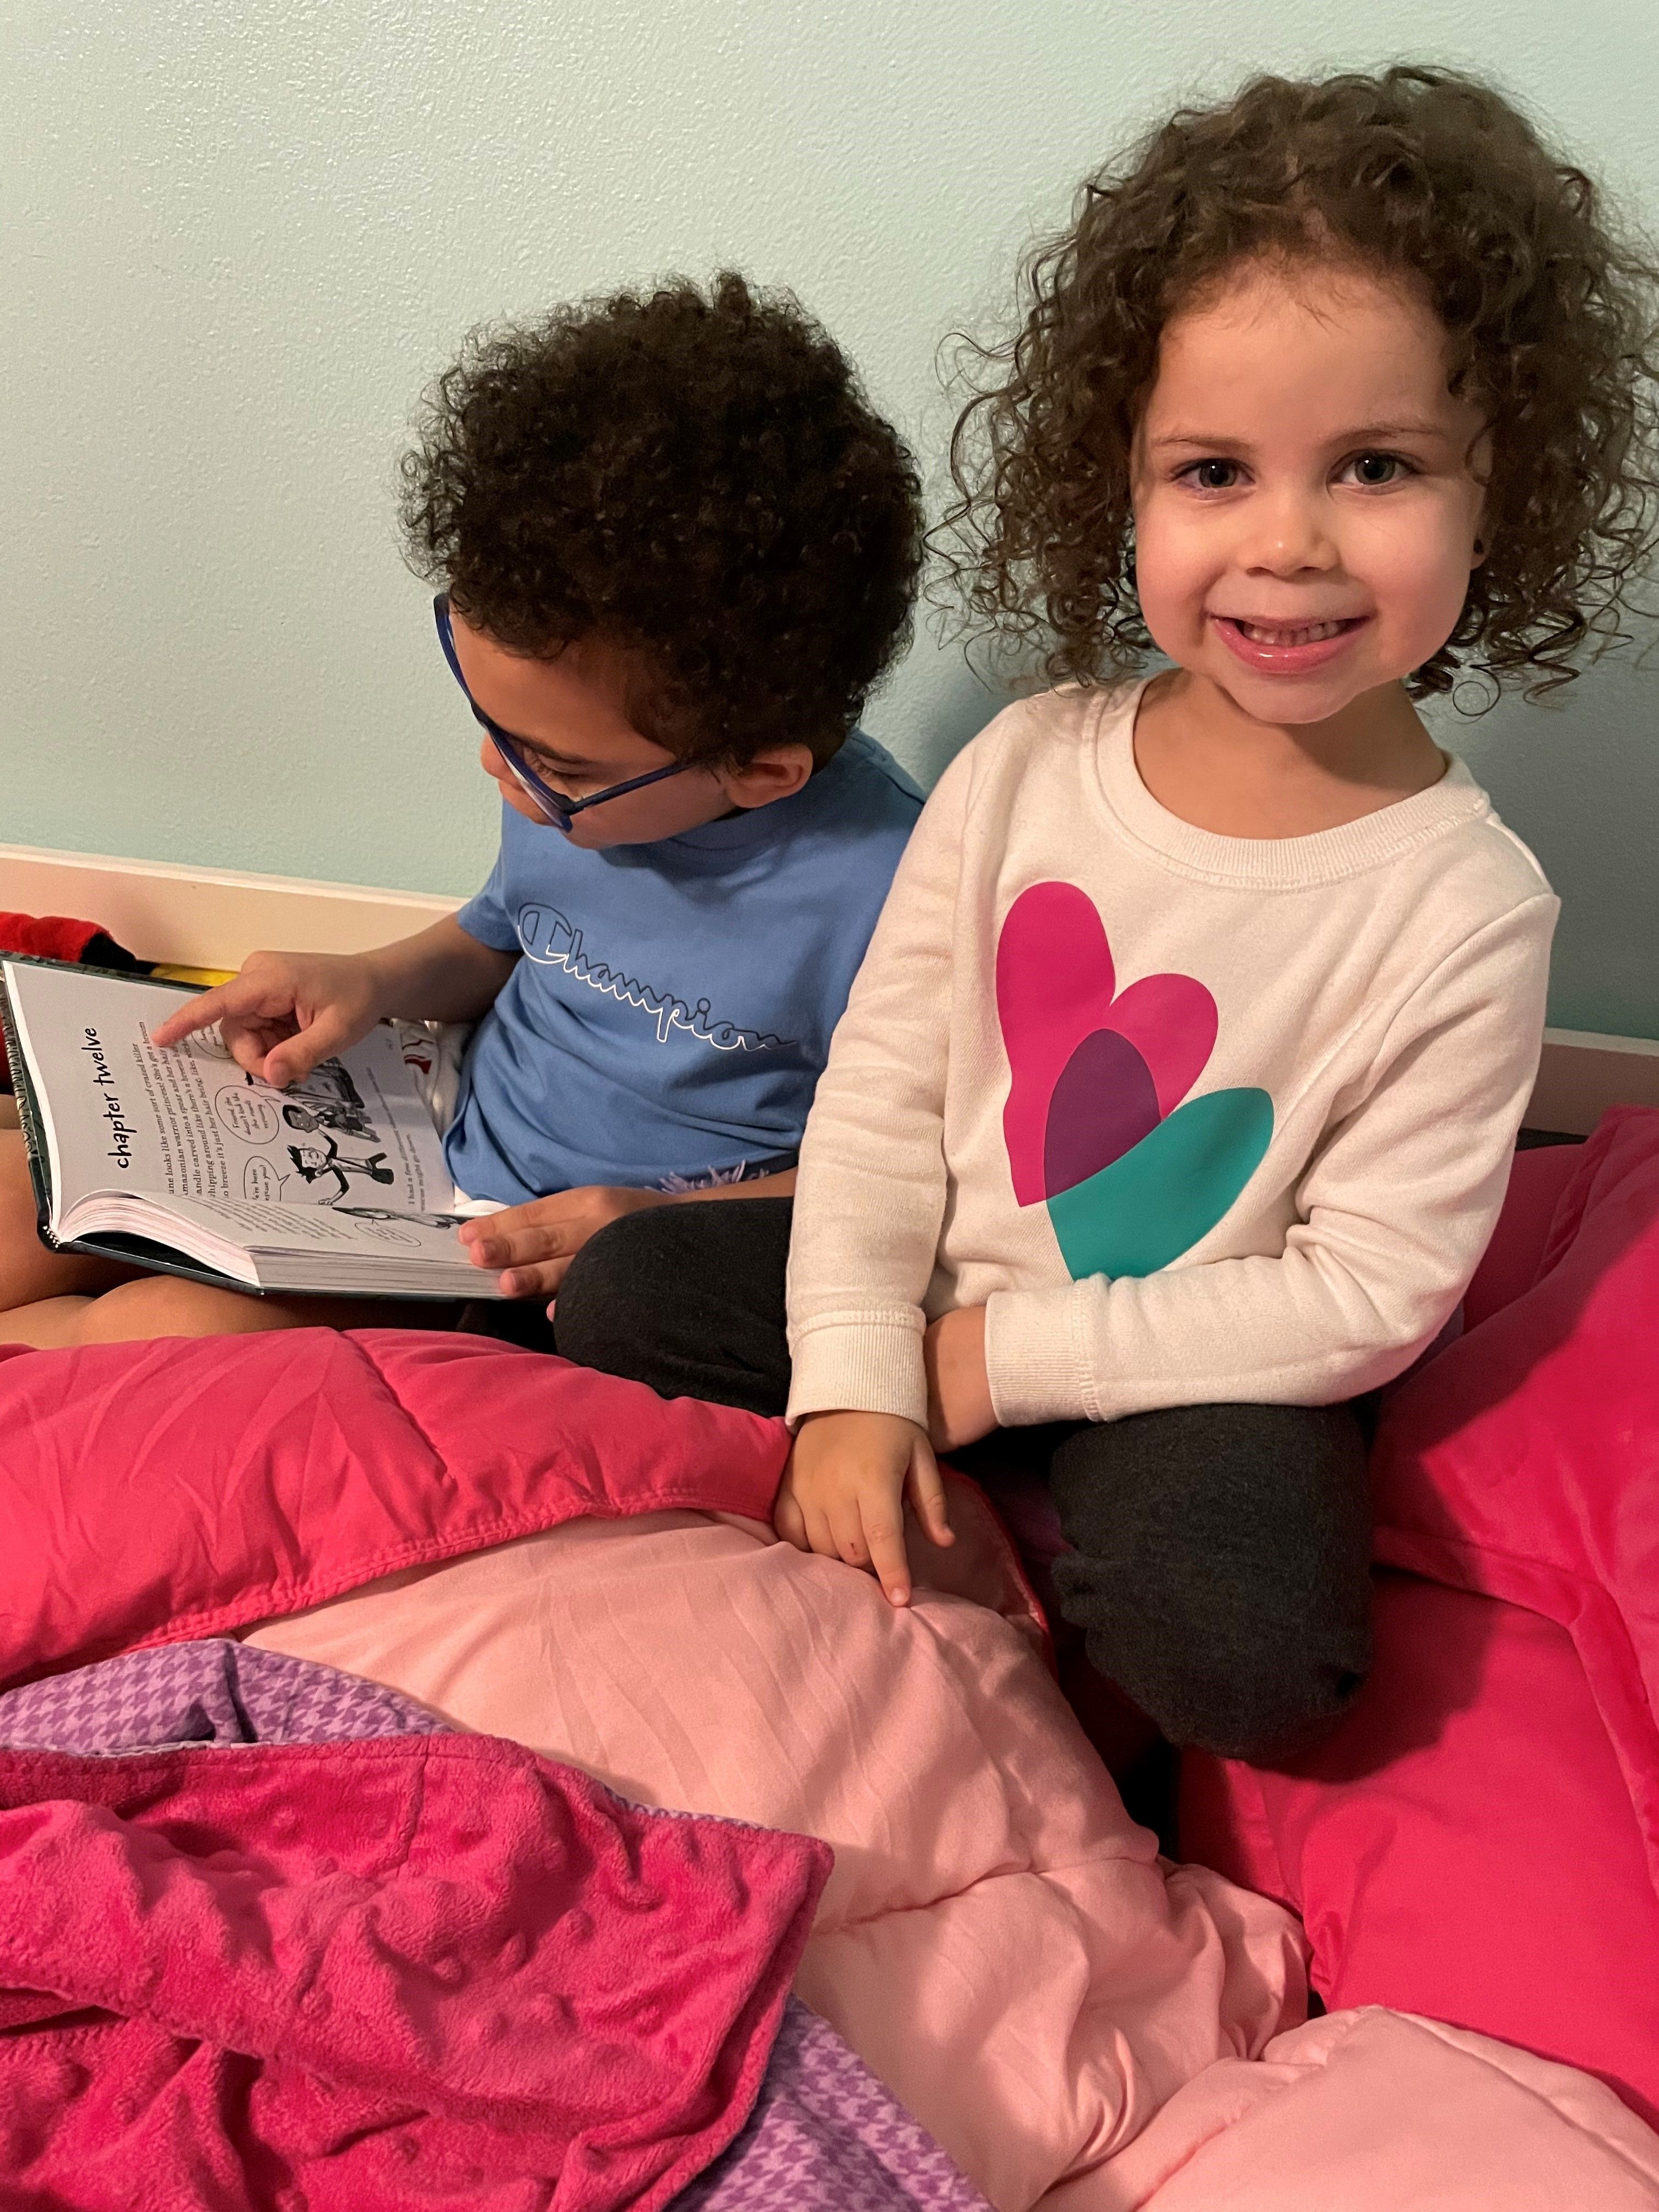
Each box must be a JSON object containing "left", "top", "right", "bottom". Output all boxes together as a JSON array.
[
  {"left": 0, "top": 1128, "right": 135, "bottom": 1311},
  {"left": 0, "top": 1128, "right": 57, "bottom": 1307},
  {"left": 72, "top": 1274, "right": 291, "bottom": 1345}
]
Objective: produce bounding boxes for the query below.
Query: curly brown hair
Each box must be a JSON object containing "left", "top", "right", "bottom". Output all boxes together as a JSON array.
[
  {"left": 939, "top": 66, "right": 1659, "bottom": 699},
  {"left": 401, "top": 273, "right": 923, "bottom": 765}
]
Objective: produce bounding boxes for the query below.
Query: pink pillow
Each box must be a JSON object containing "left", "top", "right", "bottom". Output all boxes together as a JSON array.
[
  {"left": 1183, "top": 1107, "right": 1659, "bottom": 2121},
  {"left": 1181, "top": 1572, "right": 1659, "bottom": 2123},
  {"left": 1461, "top": 1141, "right": 1582, "bottom": 1328}
]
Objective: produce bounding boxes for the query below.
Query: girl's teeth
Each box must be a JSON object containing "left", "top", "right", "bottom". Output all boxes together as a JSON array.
[{"left": 1237, "top": 619, "right": 1346, "bottom": 645}]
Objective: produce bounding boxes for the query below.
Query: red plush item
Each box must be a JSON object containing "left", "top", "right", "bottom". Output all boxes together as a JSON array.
[
  {"left": 0, "top": 1328, "right": 789, "bottom": 1688},
  {"left": 1, "top": 915, "right": 151, "bottom": 1091},
  {"left": 0, "top": 1733, "right": 828, "bottom": 2210},
  {"left": 1182, "top": 1111, "right": 1659, "bottom": 2122},
  {"left": 0, "top": 911, "right": 108, "bottom": 964}
]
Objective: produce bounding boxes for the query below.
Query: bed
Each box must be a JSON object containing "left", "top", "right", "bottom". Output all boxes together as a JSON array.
[{"left": 3, "top": 1150, "right": 1658, "bottom": 2211}]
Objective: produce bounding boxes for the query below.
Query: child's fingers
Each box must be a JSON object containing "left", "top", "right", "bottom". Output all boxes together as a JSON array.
[
  {"left": 152, "top": 974, "right": 282, "bottom": 1051},
  {"left": 773, "top": 1481, "right": 810, "bottom": 1551},
  {"left": 825, "top": 1494, "right": 871, "bottom": 1569},
  {"left": 905, "top": 1442, "right": 955, "bottom": 1550},
  {"left": 861, "top": 1500, "right": 912, "bottom": 1606},
  {"left": 150, "top": 991, "right": 232, "bottom": 1049},
  {"left": 261, "top": 1015, "right": 354, "bottom": 1090},
  {"left": 457, "top": 1204, "right": 530, "bottom": 1249},
  {"left": 493, "top": 1255, "right": 574, "bottom": 1300},
  {"left": 464, "top": 1214, "right": 579, "bottom": 1269},
  {"left": 803, "top": 1503, "right": 840, "bottom": 1563},
  {"left": 221, "top": 1025, "right": 275, "bottom": 1077},
  {"left": 814, "top": 1464, "right": 876, "bottom": 1570}
]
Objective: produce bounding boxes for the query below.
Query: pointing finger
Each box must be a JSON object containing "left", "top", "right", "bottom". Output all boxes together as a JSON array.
[
  {"left": 149, "top": 980, "right": 253, "bottom": 1049},
  {"left": 863, "top": 1506, "right": 911, "bottom": 1606}
]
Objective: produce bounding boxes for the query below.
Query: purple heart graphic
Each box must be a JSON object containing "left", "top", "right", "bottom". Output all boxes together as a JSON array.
[{"left": 1043, "top": 1028, "right": 1161, "bottom": 1197}]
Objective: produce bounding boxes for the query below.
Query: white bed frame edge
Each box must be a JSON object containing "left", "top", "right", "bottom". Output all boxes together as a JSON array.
[{"left": 3, "top": 840, "right": 1656, "bottom": 1137}]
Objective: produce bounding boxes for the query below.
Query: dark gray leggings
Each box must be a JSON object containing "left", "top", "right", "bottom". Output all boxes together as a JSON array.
[{"left": 544, "top": 1197, "right": 1373, "bottom": 1765}]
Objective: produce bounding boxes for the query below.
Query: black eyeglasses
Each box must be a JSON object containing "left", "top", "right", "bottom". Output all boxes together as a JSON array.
[{"left": 433, "top": 595, "right": 693, "bottom": 834}]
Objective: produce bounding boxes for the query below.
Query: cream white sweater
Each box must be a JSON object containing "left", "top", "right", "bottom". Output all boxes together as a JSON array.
[{"left": 785, "top": 682, "right": 1558, "bottom": 1429}]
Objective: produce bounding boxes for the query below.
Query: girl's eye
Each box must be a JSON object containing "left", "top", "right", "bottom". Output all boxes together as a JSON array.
[
  {"left": 1345, "top": 451, "right": 1410, "bottom": 487},
  {"left": 1186, "top": 458, "right": 1241, "bottom": 491}
]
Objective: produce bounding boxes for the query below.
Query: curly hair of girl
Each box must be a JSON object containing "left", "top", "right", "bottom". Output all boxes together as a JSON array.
[{"left": 940, "top": 65, "right": 1659, "bottom": 701}]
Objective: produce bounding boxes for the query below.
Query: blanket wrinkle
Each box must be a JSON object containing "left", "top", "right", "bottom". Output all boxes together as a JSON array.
[
  {"left": 812, "top": 1841, "right": 1169, "bottom": 1940},
  {"left": 0, "top": 1733, "right": 828, "bottom": 2211}
]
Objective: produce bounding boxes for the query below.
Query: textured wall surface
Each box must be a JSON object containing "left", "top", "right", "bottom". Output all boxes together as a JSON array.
[{"left": 4, "top": 0, "right": 1657, "bottom": 1032}]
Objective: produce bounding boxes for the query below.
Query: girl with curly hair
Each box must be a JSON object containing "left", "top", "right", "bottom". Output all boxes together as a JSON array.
[{"left": 590, "top": 68, "right": 1657, "bottom": 1762}]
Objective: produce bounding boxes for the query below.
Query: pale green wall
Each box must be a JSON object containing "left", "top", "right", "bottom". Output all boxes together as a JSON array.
[{"left": 4, "top": 0, "right": 1657, "bottom": 1034}]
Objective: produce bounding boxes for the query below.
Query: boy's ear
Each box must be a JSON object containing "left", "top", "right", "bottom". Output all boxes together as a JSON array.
[{"left": 715, "top": 743, "right": 816, "bottom": 810}]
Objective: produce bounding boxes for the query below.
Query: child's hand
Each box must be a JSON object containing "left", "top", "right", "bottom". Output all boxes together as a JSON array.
[
  {"left": 775, "top": 1410, "right": 953, "bottom": 1606},
  {"left": 150, "top": 950, "right": 386, "bottom": 1088},
  {"left": 459, "top": 1185, "right": 667, "bottom": 1299},
  {"left": 923, "top": 1306, "right": 997, "bottom": 1451}
]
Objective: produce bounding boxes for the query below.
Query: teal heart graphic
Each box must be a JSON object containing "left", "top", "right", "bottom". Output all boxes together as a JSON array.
[{"left": 1045, "top": 1086, "right": 1273, "bottom": 1280}]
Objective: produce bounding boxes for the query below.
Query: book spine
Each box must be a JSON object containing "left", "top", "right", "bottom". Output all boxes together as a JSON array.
[{"left": 0, "top": 966, "right": 63, "bottom": 1249}]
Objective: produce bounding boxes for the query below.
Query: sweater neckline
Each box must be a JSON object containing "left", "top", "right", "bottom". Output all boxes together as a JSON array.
[{"left": 1090, "top": 680, "right": 1489, "bottom": 890}]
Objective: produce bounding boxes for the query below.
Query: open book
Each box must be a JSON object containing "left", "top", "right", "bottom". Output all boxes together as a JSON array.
[{"left": 1, "top": 959, "right": 504, "bottom": 1300}]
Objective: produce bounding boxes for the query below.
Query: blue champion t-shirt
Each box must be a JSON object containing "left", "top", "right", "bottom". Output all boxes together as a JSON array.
[{"left": 444, "top": 731, "right": 923, "bottom": 1205}]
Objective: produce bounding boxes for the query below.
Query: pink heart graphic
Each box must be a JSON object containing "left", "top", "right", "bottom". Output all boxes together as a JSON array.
[{"left": 997, "top": 882, "right": 1218, "bottom": 1205}]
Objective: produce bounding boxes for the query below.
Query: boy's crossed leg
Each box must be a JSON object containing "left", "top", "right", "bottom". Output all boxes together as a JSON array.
[{"left": 0, "top": 1105, "right": 445, "bottom": 1348}]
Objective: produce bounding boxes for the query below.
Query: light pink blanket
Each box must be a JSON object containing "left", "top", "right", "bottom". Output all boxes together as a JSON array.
[
  {"left": 249, "top": 1504, "right": 1301, "bottom": 2208},
  {"left": 1073, "top": 2009, "right": 1659, "bottom": 2210},
  {"left": 248, "top": 1508, "right": 1659, "bottom": 2208}
]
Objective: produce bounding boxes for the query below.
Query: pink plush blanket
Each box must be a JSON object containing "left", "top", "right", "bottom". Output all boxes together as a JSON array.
[{"left": 0, "top": 1733, "right": 826, "bottom": 2211}]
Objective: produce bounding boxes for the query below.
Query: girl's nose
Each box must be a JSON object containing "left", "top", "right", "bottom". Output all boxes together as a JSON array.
[{"left": 1238, "top": 488, "right": 1340, "bottom": 577}]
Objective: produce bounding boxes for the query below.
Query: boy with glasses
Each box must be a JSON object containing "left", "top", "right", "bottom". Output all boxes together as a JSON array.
[{"left": 0, "top": 274, "right": 924, "bottom": 1346}]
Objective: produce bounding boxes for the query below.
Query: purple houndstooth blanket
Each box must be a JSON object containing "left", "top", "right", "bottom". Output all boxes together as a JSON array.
[
  {"left": 682, "top": 1999, "right": 990, "bottom": 2210},
  {"left": 0, "top": 1639, "right": 990, "bottom": 2212},
  {"left": 0, "top": 1637, "right": 450, "bottom": 1750}
]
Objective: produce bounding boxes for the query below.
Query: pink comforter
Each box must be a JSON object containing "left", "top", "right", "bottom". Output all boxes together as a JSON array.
[
  {"left": 0, "top": 1327, "right": 786, "bottom": 1681},
  {"left": 4, "top": 1325, "right": 1657, "bottom": 2208}
]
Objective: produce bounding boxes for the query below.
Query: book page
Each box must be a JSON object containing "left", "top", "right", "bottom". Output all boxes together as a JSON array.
[
  {"left": 152, "top": 1190, "right": 477, "bottom": 1262},
  {"left": 4, "top": 963, "right": 452, "bottom": 1221}
]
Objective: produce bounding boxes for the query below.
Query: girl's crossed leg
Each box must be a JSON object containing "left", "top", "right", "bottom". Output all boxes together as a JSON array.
[{"left": 551, "top": 1199, "right": 1372, "bottom": 1764}]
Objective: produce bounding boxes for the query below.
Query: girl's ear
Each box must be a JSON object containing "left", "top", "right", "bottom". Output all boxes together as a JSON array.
[{"left": 716, "top": 743, "right": 816, "bottom": 811}]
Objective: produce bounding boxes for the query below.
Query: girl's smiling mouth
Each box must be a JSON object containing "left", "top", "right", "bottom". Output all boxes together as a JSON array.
[{"left": 1211, "top": 612, "right": 1370, "bottom": 673}]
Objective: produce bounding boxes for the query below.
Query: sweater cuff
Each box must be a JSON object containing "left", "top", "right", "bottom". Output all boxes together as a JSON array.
[
  {"left": 785, "top": 1317, "right": 928, "bottom": 1429},
  {"left": 985, "top": 1286, "right": 1092, "bottom": 1426}
]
